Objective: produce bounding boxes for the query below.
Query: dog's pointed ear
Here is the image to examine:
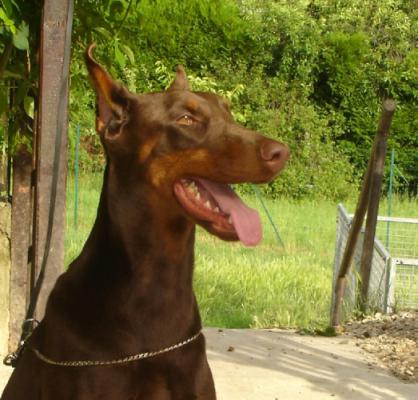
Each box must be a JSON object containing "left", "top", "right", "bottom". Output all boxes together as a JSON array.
[
  {"left": 168, "top": 66, "right": 190, "bottom": 91},
  {"left": 85, "top": 43, "right": 130, "bottom": 138}
]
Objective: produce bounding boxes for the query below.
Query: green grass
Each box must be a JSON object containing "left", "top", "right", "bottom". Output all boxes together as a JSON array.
[
  {"left": 65, "top": 174, "right": 417, "bottom": 330},
  {"left": 65, "top": 173, "right": 103, "bottom": 264},
  {"left": 193, "top": 197, "right": 337, "bottom": 329}
]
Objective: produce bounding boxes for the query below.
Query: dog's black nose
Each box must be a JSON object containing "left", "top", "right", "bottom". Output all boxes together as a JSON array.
[{"left": 260, "top": 139, "right": 289, "bottom": 173}]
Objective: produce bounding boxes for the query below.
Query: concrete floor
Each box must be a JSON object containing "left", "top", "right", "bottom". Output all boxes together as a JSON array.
[
  {"left": 1, "top": 328, "right": 417, "bottom": 399},
  {"left": 206, "top": 328, "right": 417, "bottom": 400}
]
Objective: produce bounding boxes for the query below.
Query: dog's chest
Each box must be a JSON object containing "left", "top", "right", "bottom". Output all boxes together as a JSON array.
[{"left": 132, "top": 367, "right": 199, "bottom": 400}]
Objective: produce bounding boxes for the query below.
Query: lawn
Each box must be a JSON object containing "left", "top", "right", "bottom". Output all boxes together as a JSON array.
[{"left": 65, "top": 173, "right": 417, "bottom": 330}]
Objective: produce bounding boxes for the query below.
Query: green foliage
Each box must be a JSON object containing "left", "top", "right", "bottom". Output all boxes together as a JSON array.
[
  {"left": 132, "top": 0, "right": 253, "bottom": 68},
  {"left": 73, "top": 0, "right": 418, "bottom": 198},
  {"left": 12, "top": 21, "right": 29, "bottom": 50},
  {"left": 307, "top": 0, "right": 418, "bottom": 192},
  {"left": 0, "top": 0, "right": 41, "bottom": 155},
  {"left": 2, "top": 0, "right": 417, "bottom": 198}
]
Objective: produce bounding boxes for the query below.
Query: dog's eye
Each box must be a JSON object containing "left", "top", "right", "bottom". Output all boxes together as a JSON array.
[{"left": 177, "top": 115, "right": 195, "bottom": 126}]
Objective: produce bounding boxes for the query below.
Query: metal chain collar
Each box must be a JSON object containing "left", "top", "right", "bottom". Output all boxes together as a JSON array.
[{"left": 29, "top": 331, "right": 202, "bottom": 367}]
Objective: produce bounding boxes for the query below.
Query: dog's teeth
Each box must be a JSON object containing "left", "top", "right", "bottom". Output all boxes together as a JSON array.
[
  {"left": 189, "top": 182, "right": 199, "bottom": 195},
  {"left": 228, "top": 216, "right": 233, "bottom": 224},
  {"left": 204, "top": 201, "right": 211, "bottom": 209},
  {"left": 196, "top": 192, "right": 201, "bottom": 200},
  {"left": 186, "top": 181, "right": 199, "bottom": 195},
  {"left": 214, "top": 207, "right": 220, "bottom": 213}
]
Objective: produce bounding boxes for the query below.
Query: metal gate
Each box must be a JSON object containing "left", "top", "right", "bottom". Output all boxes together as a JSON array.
[{"left": 332, "top": 204, "right": 418, "bottom": 318}]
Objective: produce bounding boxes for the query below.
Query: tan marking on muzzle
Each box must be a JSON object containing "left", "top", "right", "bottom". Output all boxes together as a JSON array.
[{"left": 149, "top": 149, "right": 211, "bottom": 188}]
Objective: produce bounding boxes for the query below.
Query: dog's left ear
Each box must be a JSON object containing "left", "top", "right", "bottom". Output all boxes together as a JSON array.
[
  {"left": 168, "top": 66, "right": 190, "bottom": 91},
  {"left": 85, "top": 44, "right": 130, "bottom": 139}
]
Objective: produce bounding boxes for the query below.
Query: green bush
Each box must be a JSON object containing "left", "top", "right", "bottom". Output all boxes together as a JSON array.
[{"left": 65, "top": 0, "right": 417, "bottom": 198}]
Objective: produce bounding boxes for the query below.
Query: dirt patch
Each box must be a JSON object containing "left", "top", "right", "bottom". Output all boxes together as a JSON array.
[{"left": 344, "top": 311, "right": 418, "bottom": 383}]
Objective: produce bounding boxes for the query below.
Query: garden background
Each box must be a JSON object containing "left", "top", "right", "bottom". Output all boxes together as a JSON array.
[{"left": 0, "top": 0, "right": 417, "bottom": 331}]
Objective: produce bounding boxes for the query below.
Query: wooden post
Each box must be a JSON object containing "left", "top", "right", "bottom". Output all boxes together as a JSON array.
[
  {"left": 358, "top": 99, "right": 395, "bottom": 311},
  {"left": 32, "top": 0, "right": 73, "bottom": 318},
  {"left": 331, "top": 99, "right": 395, "bottom": 327},
  {"left": 8, "top": 146, "right": 33, "bottom": 351},
  {"left": 0, "top": 114, "right": 8, "bottom": 193},
  {"left": 330, "top": 141, "right": 373, "bottom": 327},
  {"left": 0, "top": 202, "right": 11, "bottom": 354}
]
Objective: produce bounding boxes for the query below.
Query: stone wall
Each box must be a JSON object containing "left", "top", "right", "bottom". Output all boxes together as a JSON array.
[{"left": 0, "top": 202, "right": 10, "bottom": 355}]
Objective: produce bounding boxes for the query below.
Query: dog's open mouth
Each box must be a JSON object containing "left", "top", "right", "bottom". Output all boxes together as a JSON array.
[{"left": 173, "top": 178, "right": 262, "bottom": 246}]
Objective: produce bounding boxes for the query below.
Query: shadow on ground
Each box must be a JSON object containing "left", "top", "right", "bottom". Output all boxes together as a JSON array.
[
  {"left": 205, "top": 328, "right": 417, "bottom": 400},
  {"left": 1, "top": 328, "right": 416, "bottom": 399}
]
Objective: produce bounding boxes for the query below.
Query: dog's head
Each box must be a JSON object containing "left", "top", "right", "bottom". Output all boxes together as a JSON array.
[{"left": 86, "top": 44, "right": 289, "bottom": 246}]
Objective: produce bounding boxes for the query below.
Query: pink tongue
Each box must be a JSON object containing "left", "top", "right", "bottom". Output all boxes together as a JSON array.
[{"left": 198, "top": 179, "right": 262, "bottom": 246}]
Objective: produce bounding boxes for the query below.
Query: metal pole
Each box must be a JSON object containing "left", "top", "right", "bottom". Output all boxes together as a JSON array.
[
  {"left": 251, "top": 184, "right": 284, "bottom": 246},
  {"left": 385, "top": 149, "right": 395, "bottom": 249},
  {"left": 74, "top": 124, "right": 81, "bottom": 229}
]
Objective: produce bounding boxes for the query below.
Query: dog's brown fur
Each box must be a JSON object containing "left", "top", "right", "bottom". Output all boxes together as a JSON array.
[{"left": 2, "top": 45, "right": 288, "bottom": 400}]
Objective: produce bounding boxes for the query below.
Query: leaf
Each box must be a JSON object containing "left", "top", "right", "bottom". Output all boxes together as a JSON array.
[
  {"left": 10, "top": 0, "right": 20, "bottom": 10},
  {"left": 23, "top": 96, "right": 34, "bottom": 119},
  {"left": 122, "top": 44, "right": 135, "bottom": 64},
  {"left": 93, "top": 26, "right": 113, "bottom": 40},
  {"left": 114, "top": 42, "right": 126, "bottom": 68},
  {"left": 12, "top": 22, "right": 29, "bottom": 50},
  {"left": 0, "top": 8, "right": 16, "bottom": 33},
  {"left": 1, "top": 0, "right": 13, "bottom": 17},
  {"left": 3, "top": 70, "right": 23, "bottom": 79},
  {"left": 15, "top": 81, "right": 29, "bottom": 106}
]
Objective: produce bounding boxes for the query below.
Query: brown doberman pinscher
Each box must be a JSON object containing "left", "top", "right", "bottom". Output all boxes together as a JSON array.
[{"left": 2, "top": 45, "right": 288, "bottom": 399}]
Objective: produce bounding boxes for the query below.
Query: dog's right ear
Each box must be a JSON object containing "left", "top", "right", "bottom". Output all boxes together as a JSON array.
[
  {"left": 85, "top": 44, "right": 130, "bottom": 140},
  {"left": 168, "top": 66, "right": 190, "bottom": 91}
]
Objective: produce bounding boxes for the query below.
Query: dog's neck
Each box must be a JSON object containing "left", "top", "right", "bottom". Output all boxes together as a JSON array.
[
  {"left": 58, "top": 165, "right": 201, "bottom": 346},
  {"left": 79, "top": 164, "right": 197, "bottom": 300},
  {"left": 38, "top": 166, "right": 200, "bottom": 355}
]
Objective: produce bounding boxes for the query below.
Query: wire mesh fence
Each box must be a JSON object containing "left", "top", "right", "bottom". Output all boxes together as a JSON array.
[
  {"left": 375, "top": 216, "right": 418, "bottom": 259},
  {"left": 332, "top": 204, "right": 418, "bottom": 318},
  {"left": 392, "top": 258, "right": 418, "bottom": 309}
]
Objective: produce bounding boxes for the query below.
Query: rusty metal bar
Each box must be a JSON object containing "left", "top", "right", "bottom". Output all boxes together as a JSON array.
[{"left": 32, "top": 0, "right": 73, "bottom": 318}]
